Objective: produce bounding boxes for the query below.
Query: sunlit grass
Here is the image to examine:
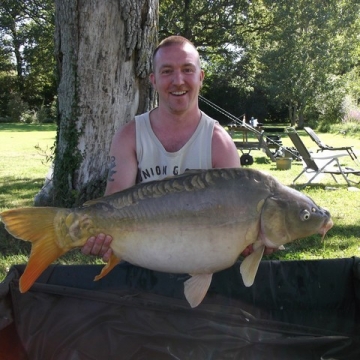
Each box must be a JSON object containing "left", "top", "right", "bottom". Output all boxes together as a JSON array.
[{"left": 230, "top": 124, "right": 360, "bottom": 262}]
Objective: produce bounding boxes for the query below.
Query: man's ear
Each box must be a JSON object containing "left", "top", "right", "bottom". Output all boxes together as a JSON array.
[
  {"left": 200, "top": 69, "right": 205, "bottom": 83},
  {"left": 149, "top": 72, "right": 156, "bottom": 88}
]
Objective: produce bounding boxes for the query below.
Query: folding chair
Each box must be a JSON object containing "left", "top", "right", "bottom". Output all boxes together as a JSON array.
[
  {"left": 286, "top": 127, "right": 360, "bottom": 188},
  {"left": 304, "top": 127, "right": 359, "bottom": 165}
]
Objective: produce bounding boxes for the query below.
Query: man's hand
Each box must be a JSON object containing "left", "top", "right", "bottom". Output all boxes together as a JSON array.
[
  {"left": 81, "top": 233, "right": 113, "bottom": 262},
  {"left": 241, "top": 245, "right": 277, "bottom": 257}
]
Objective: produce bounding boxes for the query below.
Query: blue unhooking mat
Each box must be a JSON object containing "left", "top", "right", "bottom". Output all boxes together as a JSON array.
[{"left": 1, "top": 258, "right": 360, "bottom": 359}]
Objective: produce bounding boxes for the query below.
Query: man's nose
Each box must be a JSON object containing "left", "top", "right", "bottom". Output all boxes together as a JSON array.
[{"left": 172, "top": 70, "right": 184, "bottom": 84}]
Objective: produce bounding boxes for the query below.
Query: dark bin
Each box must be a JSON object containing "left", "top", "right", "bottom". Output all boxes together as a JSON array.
[{"left": 266, "top": 135, "right": 283, "bottom": 148}]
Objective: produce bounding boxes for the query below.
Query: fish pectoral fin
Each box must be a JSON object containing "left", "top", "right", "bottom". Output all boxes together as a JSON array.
[
  {"left": 252, "top": 240, "right": 263, "bottom": 251},
  {"left": 240, "top": 244, "right": 265, "bottom": 287},
  {"left": 94, "top": 254, "right": 121, "bottom": 281},
  {"left": 184, "top": 273, "right": 213, "bottom": 308}
]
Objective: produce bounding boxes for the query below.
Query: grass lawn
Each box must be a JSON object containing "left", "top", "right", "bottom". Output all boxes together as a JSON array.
[{"left": 1, "top": 123, "right": 360, "bottom": 283}]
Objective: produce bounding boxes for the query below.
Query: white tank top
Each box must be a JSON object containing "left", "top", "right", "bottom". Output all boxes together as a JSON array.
[{"left": 135, "top": 111, "right": 216, "bottom": 183}]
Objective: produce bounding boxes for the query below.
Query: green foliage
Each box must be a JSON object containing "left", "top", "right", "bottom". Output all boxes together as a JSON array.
[
  {"left": 0, "top": 0, "right": 56, "bottom": 117},
  {"left": 7, "top": 93, "right": 28, "bottom": 122},
  {"left": 52, "top": 116, "right": 84, "bottom": 207},
  {"left": 329, "top": 121, "right": 360, "bottom": 136},
  {"left": 255, "top": 0, "right": 359, "bottom": 126},
  {"left": 0, "top": 71, "right": 16, "bottom": 118},
  {"left": 35, "top": 101, "right": 57, "bottom": 124},
  {"left": 160, "top": 0, "right": 360, "bottom": 126},
  {"left": 20, "top": 109, "right": 36, "bottom": 124},
  {"left": 159, "top": 0, "right": 250, "bottom": 49},
  {"left": 341, "top": 95, "right": 360, "bottom": 123},
  {"left": 0, "top": 0, "right": 359, "bottom": 127}
]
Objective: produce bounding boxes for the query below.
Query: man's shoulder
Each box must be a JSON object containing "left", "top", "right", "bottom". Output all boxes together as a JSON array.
[
  {"left": 211, "top": 121, "right": 233, "bottom": 144},
  {"left": 201, "top": 111, "right": 218, "bottom": 124},
  {"left": 135, "top": 111, "right": 150, "bottom": 123},
  {"left": 113, "top": 120, "right": 136, "bottom": 143}
]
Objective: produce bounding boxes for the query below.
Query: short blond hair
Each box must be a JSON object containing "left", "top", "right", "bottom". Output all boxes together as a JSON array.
[{"left": 152, "top": 35, "right": 200, "bottom": 69}]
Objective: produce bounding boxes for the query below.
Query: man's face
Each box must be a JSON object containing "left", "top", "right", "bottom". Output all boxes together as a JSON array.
[{"left": 150, "top": 43, "right": 204, "bottom": 115}]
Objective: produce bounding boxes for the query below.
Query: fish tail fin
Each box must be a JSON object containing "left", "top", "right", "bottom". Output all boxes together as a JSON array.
[{"left": 1, "top": 207, "right": 66, "bottom": 292}]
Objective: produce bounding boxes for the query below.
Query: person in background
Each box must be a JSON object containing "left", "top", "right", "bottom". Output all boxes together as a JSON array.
[{"left": 81, "top": 35, "right": 243, "bottom": 260}]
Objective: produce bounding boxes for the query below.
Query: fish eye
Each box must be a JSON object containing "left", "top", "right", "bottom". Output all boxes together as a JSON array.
[{"left": 301, "top": 209, "right": 311, "bottom": 221}]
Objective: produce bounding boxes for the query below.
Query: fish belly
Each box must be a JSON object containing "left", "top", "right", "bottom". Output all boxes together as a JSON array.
[{"left": 110, "top": 222, "right": 252, "bottom": 274}]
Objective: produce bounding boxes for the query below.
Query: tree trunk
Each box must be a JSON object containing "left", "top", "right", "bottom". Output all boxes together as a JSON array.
[
  {"left": 297, "top": 110, "right": 305, "bottom": 129},
  {"left": 289, "top": 102, "right": 295, "bottom": 127},
  {"left": 35, "top": 0, "right": 158, "bottom": 207}
]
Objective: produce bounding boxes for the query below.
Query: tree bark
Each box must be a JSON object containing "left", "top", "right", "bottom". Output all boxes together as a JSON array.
[{"left": 35, "top": 0, "right": 158, "bottom": 207}]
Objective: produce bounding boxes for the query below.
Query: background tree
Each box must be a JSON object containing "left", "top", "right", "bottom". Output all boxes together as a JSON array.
[
  {"left": 255, "top": 0, "right": 360, "bottom": 127},
  {"left": 38, "top": 0, "right": 158, "bottom": 207},
  {"left": 1, "top": 0, "right": 359, "bottom": 126},
  {"left": 0, "top": 0, "right": 56, "bottom": 120},
  {"left": 159, "top": 0, "right": 280, "bottom": 123},
  {"left": 159, "top": 0, "right": 360, "bottom": 126},
  {"left": 0, "top": 37, "right": 15, "bottom": 119}
]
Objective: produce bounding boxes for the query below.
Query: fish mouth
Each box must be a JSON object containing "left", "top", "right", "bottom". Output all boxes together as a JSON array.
[{"left": 319, "top": 218, "right": 334, "bottom": 240}]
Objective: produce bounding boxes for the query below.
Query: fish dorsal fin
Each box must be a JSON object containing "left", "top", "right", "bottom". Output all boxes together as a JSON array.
[
  {"left": 240, "top": 244, "right": 265, "bottom": 287},
  {"left": 82, "top": 169, "right": 235, "bottom": 209},
  {"left": 82, "top": 197, "right": 104, "bottom": 207},
  {"left": 184, "top": 273, "right": 213, "bottom": 308}
]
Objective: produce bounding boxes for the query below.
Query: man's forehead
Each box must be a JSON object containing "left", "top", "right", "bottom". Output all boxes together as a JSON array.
[{"left": 154, "top": 43, "right": 200, "bottom": 68}]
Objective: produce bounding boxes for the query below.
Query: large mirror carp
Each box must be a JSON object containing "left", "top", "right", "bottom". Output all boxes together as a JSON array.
[{"left": 1, "top": 168, "right": 333, "bottom": 307}]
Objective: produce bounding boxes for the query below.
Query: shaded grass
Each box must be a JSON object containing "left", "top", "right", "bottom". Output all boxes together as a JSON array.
[
  {"left": 0, "top": 123, "right": 56, "bottom": 132},
  {"left": 1, "top": 123, "right": 360, "bottom": 283},
  {"left": 0, "top": 177, "right": 46, "bottom": 208}
]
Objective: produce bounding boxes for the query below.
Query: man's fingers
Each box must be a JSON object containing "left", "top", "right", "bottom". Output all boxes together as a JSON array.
[
  {"left": 89, "top": 233, "right": 106, "bottom": 255},
  {"left": 240, "top": 245, "right": 253, "bottom": 257},
  {"left": 241, "top": 245, "right": 277, "bottom": 257},
  {"left": 264, "top": 247, "right": 279, "bottom": 255},
  {"left": 99, "top": 235, "right": 113, "bottom": 257},
  {"left": 81, "top": 236, "right": 96, "bottom": 255},
  {"left": 81, "top": 233, "right": 110, "bottom": 256},
  {"left": 102, "top": 248, "right": 113, "bottom": 263}
]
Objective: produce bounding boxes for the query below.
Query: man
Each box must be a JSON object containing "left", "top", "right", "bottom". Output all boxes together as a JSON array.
[{"left": 81, "top": 36, "right": 241, "bottom": 260}]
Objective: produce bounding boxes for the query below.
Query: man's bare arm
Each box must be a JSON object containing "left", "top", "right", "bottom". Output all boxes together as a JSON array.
[
  {"left": 81, "top": 121, "right": 138, "bottom": 260},
  {"left": 211, "top": 123, "right": 241, "bottom": 168}
]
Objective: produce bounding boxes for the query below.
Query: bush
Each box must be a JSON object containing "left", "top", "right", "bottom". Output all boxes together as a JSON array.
[
  {"left": 20, "top": 110, "right": 36, "bottom": 124},
  {"left": 7, "top": 94, "right": 29, "bottom": 122},
  {"left": 317, "top": 120, "right": 332, "bottom": 132},
  {"left": 35, "top": 106, "right": 48, "bottom": 124},
  {"left": 0, "top": 116, "right": 10, "bottom": 123},
  {"left": 341, "top": 95, "right": 360, "bottom": 123},
  {"left": 35, "top": 103, "right": 56, "bottom": 124}
]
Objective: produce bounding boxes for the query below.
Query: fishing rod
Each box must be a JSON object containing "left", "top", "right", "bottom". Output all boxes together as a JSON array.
[
  {"left": 199, "top": 95, "right": 245, "bottom": 126},
  {"left": 199, "top": 95, "right": 300, "bottom": 160}
]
